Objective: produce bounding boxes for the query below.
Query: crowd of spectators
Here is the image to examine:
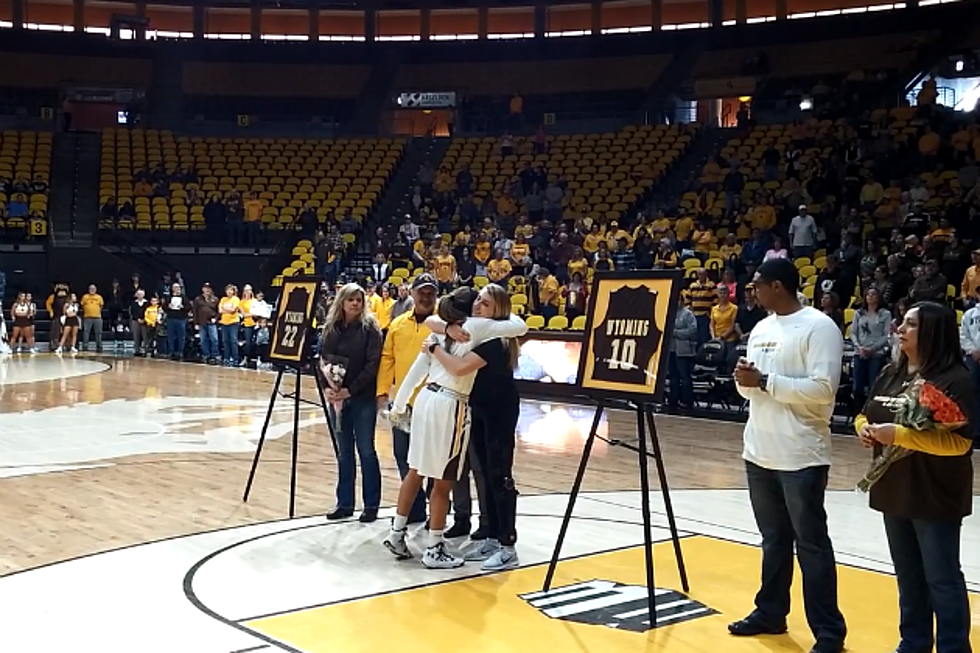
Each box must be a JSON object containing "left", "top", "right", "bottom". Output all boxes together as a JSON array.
[{"left": 0, "top": 173, "right": 49, "bottom": 241}]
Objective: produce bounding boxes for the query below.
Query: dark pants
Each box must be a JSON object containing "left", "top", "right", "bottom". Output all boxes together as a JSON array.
[
  {"left": 852, "top": 355, "right": 885, "bottom": 410},
  {"left": 745, "top": 461, "right": 846, "bottom": 647},
  {"left": 695, "top": 315, "right": 710, "bottom": 346},
  {"left": 668, "top": 352, "right": 695, "bottom": 407},
  {"left": 883, "top": 514, "right": 971, "bottom": 653},
  {"left": 392, "top": 426, "right": 427, "bottom": 520},
  {"left": 167, "top": 318, "right": 186, "bottom": 358},
  {"left": 470, "top": 400, "right": 520, "bottom": 545},
  {"left": 332, "top": 395, "right": 382, "bottom": 510},
  {"left": 452, "top": 441, "right": 489, "bottom": 528}
]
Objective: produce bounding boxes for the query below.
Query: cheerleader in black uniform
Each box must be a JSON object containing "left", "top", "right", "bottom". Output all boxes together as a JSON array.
[
  {"left": 25, "top": 293, "right": 37, "bottom": 353},
  {"left": 10, "top": 292, "right": 36, "bottom": 354},
  {"left": 57, "top": 293, "right": 80, "bottom": 354}
]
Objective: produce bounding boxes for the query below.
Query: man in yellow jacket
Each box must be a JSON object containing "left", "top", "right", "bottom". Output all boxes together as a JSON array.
[
  {"left": 80, "top": 284, "right": 105, "bottom": 353},
  {"left": 377, "top": 273, "right": 438, "bottom": 523}
]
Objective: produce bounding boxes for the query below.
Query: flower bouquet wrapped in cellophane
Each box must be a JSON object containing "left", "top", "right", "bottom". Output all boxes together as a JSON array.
[
  {"left": 857, "top": 378, "right": 967, "bottom": 492},
  {"left": 320, "top": 355, "right": 349, "bottom": 428}
]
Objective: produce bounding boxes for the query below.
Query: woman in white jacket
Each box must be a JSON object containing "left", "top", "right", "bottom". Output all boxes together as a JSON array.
[{"left": 384, "top": 286, "right": 527, "bottom": 569}]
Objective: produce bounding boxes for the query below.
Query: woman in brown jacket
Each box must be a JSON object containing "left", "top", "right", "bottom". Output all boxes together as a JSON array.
[{"left": 855, "top": 301, "right": 975, "bottom": 653}]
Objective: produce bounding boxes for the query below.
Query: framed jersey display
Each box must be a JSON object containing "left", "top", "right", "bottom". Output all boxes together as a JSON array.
[
  {"left": 268, "top": 277, "right": 319, "bottom": 366},
  {"left": 577, "top": 270, "right": 683, "bottom": 403}
]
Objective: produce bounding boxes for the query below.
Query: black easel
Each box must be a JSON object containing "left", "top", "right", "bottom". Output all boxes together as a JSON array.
[
  {"left": 542, "top": 398, "right": 689, "bottom": 628},
  {"left": 242, "top": 364, "right": 337, "bottom": 518}
]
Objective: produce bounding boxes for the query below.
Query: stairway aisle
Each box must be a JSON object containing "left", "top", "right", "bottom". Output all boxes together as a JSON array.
[
  {"left": 647, "top": 127, "right": 735, "bottom": 212},
  {"left": 49, "top": 132, "right": 77, "bottom": 245},
  {"left": 640, "top": 34, "right": 707, "bottom": 124},
  {"left": 71, "top": 132, "right": 101, "bottom": 244},
  {"left": 347, "top": 137, "right": 450, "bottom": 276}
]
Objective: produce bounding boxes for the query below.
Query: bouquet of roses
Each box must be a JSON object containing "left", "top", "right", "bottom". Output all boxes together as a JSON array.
[
  {"left": 857, "top": 378, "right": 967, "bottom": 492},
  {"left": 320, "top": 355, "right": 348, "bottom": 426}
]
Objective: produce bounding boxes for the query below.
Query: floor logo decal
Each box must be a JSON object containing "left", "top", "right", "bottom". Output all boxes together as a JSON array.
[{"left": 520, "top": 579, "right": 716, "bottom": 632}]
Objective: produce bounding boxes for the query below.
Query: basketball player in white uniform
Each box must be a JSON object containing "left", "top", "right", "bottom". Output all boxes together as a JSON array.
[{"left": 384, "top": 287, "right": 527, "bottom": 569}]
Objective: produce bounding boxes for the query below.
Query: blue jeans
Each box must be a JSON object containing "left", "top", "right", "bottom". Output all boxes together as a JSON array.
[
  {"left": 745, "top": 461, "right": 846, "bottom": 647},
  {"left": 332, "top": 395, "right": 382, "bottom": 510},
  {"left": 220, "top": 324, "right": 239, "bottom": 363},
  {"left": 167, "top": 318, "right": 186, "bottom": 357},
  {"left": 851, "top": 355, "right": 885, "bottom": 407},
  {"left": 884, "top": 515, "right": 971, "bottom": 653},
  {"left": 668, "top": 352, "right": 694, "bottom": 407},
  {"left": 242, "top": 325, "right": 255, "bottom": 359},
  {"left": 392, "top": 426, "right": 427, "bottom": 520},
  {"left": 200, "top": 323, "right": 218, "bottom": 359}
]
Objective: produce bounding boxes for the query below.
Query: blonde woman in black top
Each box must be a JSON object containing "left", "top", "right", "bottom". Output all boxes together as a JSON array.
[{"left": 856, "top": 301, "right": 975, "bottom": 653}]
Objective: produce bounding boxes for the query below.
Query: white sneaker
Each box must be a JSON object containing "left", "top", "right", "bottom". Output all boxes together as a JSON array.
[
  {"left": 464, "top": 538, "right": 500, "bottom": 562},
  {"left": 422, "top": 541, "right": 464, "bottom": 569},
  {"left": 70, "top": 347, "right": 78, "bottom": 354},
  {"left": 29, "top": 347, "right": 37, "bottom": 355},
  {"left": 54, "top": 346, "right": 62, "bottom": 354},
  {"left": 481, "top": 547, "right": 519, "bottom": 572},
  {"left": 383, "top": 529, "right": 412, "bottom": 560}
]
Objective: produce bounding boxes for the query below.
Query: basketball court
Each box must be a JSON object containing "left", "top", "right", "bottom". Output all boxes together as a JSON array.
[{"left": 1, "top": 354, "right": 978, "bottom": 652}]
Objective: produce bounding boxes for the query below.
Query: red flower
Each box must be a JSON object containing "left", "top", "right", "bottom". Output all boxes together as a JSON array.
[{"left": 917, "top": 382, "right": 966, "bottom": 425}]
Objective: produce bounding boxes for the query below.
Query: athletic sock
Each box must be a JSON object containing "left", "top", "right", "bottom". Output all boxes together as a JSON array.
[
  {"left": 428, "top": 529, "right": 444, "bottom": 548},
  {"left": 502, "top": 545, "right": 516, "bottom": 555},
  {"left": 392, "top": 515, "right": 408, "bottom": 532}
]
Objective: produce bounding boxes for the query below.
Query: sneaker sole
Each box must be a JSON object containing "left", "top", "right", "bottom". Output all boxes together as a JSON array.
[
  {"left": 482, "top": 558, "right": 519, "bottom": 572},
  {"left": 383, "top": 540, "right": 413, "bottom": 561}
]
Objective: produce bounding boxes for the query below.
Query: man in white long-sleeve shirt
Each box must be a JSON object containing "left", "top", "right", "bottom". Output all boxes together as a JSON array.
[
  {"left": 959, "top": 293, "right": 980, "bottom": 395},
  {"left": 730, "top": 258, "right": 847, "bottom": 653}
]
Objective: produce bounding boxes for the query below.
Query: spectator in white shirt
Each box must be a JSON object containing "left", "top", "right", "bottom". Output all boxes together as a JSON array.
[
  {"left": 789, "top": 205, "right": 818, "bottom": 259},
  {"left": 959, "top": 288, "right": 980, "bottom": 392},
  {"left": 730, "top": 257, "right": 847, "bottom": 653}
]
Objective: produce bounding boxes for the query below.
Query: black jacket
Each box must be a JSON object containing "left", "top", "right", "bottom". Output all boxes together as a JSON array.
[{"left": 319, "top": 319, "right": 383, "bottom": 399}]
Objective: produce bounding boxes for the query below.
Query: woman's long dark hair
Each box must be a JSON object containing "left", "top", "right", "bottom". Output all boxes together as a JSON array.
[
  {"left": 891, "top": 301, "right": 964, "bottom": 380},
  {"left": 437, "top": 287, "right": 477, "bottom": 352}
]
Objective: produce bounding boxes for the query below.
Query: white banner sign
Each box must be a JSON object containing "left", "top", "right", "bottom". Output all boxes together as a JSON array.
[{"left": 397, "top": 92, "right": 457, "bottom": 108}]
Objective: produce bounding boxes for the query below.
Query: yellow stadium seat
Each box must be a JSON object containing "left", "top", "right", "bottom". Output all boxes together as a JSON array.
[
  {"left": 545, "top": 316, "right": 569, "bottom": 331},
  {"left": 570, "top": 315, "right": 587, "bottom": 330},
  {"left": 525, "top": 315, "right": 546, "bottom": 330}
]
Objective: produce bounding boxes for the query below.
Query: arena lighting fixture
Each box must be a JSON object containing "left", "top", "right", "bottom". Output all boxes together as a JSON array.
[
  {"left": 956, "top": 59, "right": 965, "bottom": 72},
  {"left": 738, "top": 95, "right": 752, "bottom": 102},
  {"left": 800, "top": 97, "right": 813, "bottom": 110}
]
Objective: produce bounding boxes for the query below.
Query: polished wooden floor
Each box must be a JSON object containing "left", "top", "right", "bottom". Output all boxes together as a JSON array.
[{"left": 0, "top": 354, "right": 974, "bottom": 576}]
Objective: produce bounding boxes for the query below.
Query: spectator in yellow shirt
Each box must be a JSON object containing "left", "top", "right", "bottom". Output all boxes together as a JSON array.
[
  {"left": 918, "top": 126, "right": 940, "bottom": 158},
  {"left": 80, "top": 284, "right": 105, "bottom": 352},
  {"left": 692, "top": 221, "right": 715, "bottom": 257},
  {"left": 374, "top": 284, "right": 396, "bottom": 333},
  {"left": 433, "top": 246, "right": 456, "bottom": 294},
  {"left": 748, "top": 197, "right": 777, "bottom": 231},
  {"left": 961, "top": 250, "right": 980, "bottom": 302},
  {"left": 583, "top": 224, "right": 604, "bottom": 255},
  {"left": 497, "top": 193, "right": 517, "bottom": 216},
  {"left": 567, "top": 246, "right": 589, "bottom": 280},
  {"left": 710, "top": 284, "right": 739, "bottom": 372},
  {"left": 218, "top": 285, "right": 242, "bottom": 365},
  {"left": 650, "top": 211, "right": 672, "bottom": 236},
  {"left": 674, "top": 212, "right": 695, "bottom": 246},
  {"left": 487, "top": 249, "right": 512, "bottom": 287},
  {"left": 537, "top": 267, "right": 560, "bottom": 321},
  {"left": 244, "top": 192, "right": 264, "bottom": 245},
  {"left": 719, "top": 233, "right": 742, "bottom": 263},
  {"left": 509, "top": 235, "right": 532, "bottom": 275}
]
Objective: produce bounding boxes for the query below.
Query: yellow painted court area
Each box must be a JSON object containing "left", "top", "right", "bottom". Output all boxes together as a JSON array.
[{"left": 246, "top": 536, "right": 980, "bottom": 653}]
